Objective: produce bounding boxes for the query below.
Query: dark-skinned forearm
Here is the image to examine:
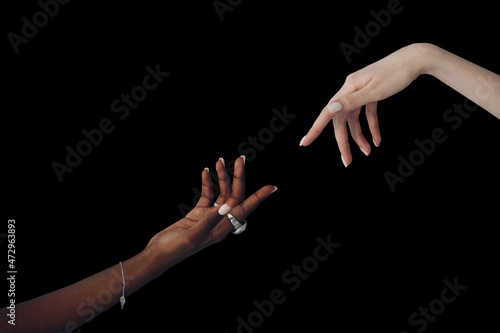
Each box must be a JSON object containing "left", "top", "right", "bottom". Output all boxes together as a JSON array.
[{"left": 0, "top": 247, "right": 165, "bottom": 333}]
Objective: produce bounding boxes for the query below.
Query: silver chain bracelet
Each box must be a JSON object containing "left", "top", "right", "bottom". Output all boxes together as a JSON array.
[{"left": 119, "top": 262, "right": 126, "bottom": 310}]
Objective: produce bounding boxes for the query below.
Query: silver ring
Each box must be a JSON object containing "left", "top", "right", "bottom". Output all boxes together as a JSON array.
[{"left": 213, "top": 202, "right": 247, "bottom": 235}]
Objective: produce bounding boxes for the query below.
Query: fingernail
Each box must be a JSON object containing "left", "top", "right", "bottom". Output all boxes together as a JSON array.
[
  {"left": 299, "top": 135, "right": 307, "bottom": 146},
  {"left": 204, "top": 167, "right": 209, "bottom": 172},
  {"left": 373, "top": 138, "right": 380, "bottom": 147},
  {"left": 327, "top": 101, "right": 343, "bottom": 113},
  {"left": 240, "top": 155, "right": 246, "bottom": 165},
  {"left": 219, "top": 157, "right": 225, "bottom": 166},
  {"left": 360, "top": 147, "right": 369, "bottom": 156},
  {"left": 218, "top": 203, "right": 232, "bottom": 215},
  {"left": 341, "top": 155, "right": 348, "bottom": 168},
  {"left": 272, "top": 186, "right": 278, "bottom": 193}
]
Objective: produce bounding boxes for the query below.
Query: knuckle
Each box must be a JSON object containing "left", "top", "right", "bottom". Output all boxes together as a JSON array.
[
  {"left": 343, "top": 93, "right": 359, "bottom": 109},
  {"left": 218, "top": 191, "right": 229, "bottom": 200},
  {"left": 232, "top": 174, "right": 244, "bottom": 181},
  {"left": 229, "top": 191, "right": 243, "bottom": 203},
  {"left": 345, "top": 73, "right": 356, "bottom": 82},
  {"left": 200, "top": 193, "right": 213, "bottom": 200},
  {"left": 239, "top": 201, "right": 249, "bottom": 215},
  {"left": 252, "top": 191, "right": 264, "bottom": 204},
  {"left": 218, "top": 174, "right": 229, "bottom": 182}
]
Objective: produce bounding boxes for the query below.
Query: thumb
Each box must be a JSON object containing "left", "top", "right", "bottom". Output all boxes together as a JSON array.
[{"left": 326, "top": 88, "right": 374, "bottom": 115}]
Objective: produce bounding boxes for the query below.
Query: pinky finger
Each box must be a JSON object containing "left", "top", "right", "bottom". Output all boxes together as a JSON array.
[{"left": 366, "top": 101, "right": 381, "bottom": 147}]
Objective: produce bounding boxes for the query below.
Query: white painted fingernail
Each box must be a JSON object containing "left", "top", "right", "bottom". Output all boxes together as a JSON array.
[
  {"left": 272, "top": 186, "right": 278, "bottom": 193},
  {"left": 240, "top": 155, "right": 246, "bottom": 165},
  {"left": 219, "top": 157, "right": 225, "bottom": 166},
  {"left": 373, "top": 138, "right": 380, "bottom": 147},
  {"left": 204, "top": 167, "right": 209, "bottom": 172},
  {"left": 360, "top": 147, "right": 369, "bottom": 156},
  {"left": 341, "top": 155, "right": 348, "bottom": 168},
  {"left": 299, "top": 135, "right": 307, "bottom": 146},
  {"left": 218, "top": 203, "right": 232, "bottom": 215},
  {"left": 327, "top": 101, "right": 343, "bottom": 113}
]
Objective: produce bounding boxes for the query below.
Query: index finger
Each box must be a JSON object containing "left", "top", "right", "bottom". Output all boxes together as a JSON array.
[
  {"left": 300, "top": 83, "right": 354, "bottom": 147},
  {"left": 300, "top": 104, "right": 336, "bottom": 147},
  {"left": 300, "top": 77, "right": 380, "bottom": 147},
  {"left": 211, "top": 185, "right": 277, "bottom": 238}
]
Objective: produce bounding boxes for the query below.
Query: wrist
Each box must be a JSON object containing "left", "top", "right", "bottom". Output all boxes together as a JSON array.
[
  {"left": 123, "top": 247, "right": 163, "bottom": 289},
  {"left": 138, "top": 245, "right": 169, "bottom": 280},
  {"left": 410, "top": 42, "right": 441, "bottom": 76}
]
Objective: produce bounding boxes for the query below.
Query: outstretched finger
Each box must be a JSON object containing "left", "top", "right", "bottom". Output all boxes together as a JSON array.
[
  {"left": 196, "top": 167, "right": 213, "bottom": 208},
  {"left": 215, "top": 157, "right": 231, "bottom": 205},
  {"left": 216, "top": 156, "right": 246, "bottom": 216},
  {"left": 299, "top": 82, "right": 354, "bottom": 147},
  {"left": 333, "top": 114, "right": 352, "bottom": 167},
  {"left": 365, "top": 101, "right": 381, "bottom": 147},
  {"left": 300, "top": 104, "right": 334, "bottom": 147},
  {"left": 211, "top": 185, "right": 277, "bottom": 239},
  {"left": 347, "top": 109, "right": 371, "bottom": 157}
]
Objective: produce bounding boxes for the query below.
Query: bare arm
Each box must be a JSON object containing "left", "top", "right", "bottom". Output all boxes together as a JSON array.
[
  {"left": 422, "top": 43, "right": 500, "bottom": 119},
  {"left": 0, "top": 157, "right": 276, "bottom": 332},
  {"left": 0, "top": 249, "right": 157, "bottom": 332},
  {"left": 301, "top": 43, "right": 500, "bottom": 166}
]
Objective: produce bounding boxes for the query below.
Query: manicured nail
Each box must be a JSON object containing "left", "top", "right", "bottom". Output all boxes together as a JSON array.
[
  {"left": 240, "top": 155, "right": 246, "bottom": 165},
  {"left": 272, "top": 186, "right": 278, "bottom": 193},
  {"left": 360, "top": 147, "right": 369, "bottom": 156},
  {"left": 373, "top": 138, "right": 380, "bottom": 147},
  {"left": 204, "top": 167, "right": 209, "bottom": 172},
  {"left": 327, "top": 101, "right": 343, "bottom": 113},
  {"left": 341, "top": 155, "right": 348, "bottom": 168},
  {"left": 219, "top": 157, "right": 225, "bottom": 166},
  {"left": 299, "top": 135, "right": 307, "bottom": 146},
  {"left": 218, "top": 203, "right": 232, "bottom": 215}
]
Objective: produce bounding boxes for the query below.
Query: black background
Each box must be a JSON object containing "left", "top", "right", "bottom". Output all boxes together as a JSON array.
[{"left": 3, "top": 0, "right": 499, "bottom": 332}]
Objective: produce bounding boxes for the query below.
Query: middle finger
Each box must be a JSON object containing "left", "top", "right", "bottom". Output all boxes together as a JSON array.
[
  {"left": 347, "top": 108, "right": 371, "bottom": 156},
  {"left": 215, "top": 157, "right": 231, "bottom": 205}
]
